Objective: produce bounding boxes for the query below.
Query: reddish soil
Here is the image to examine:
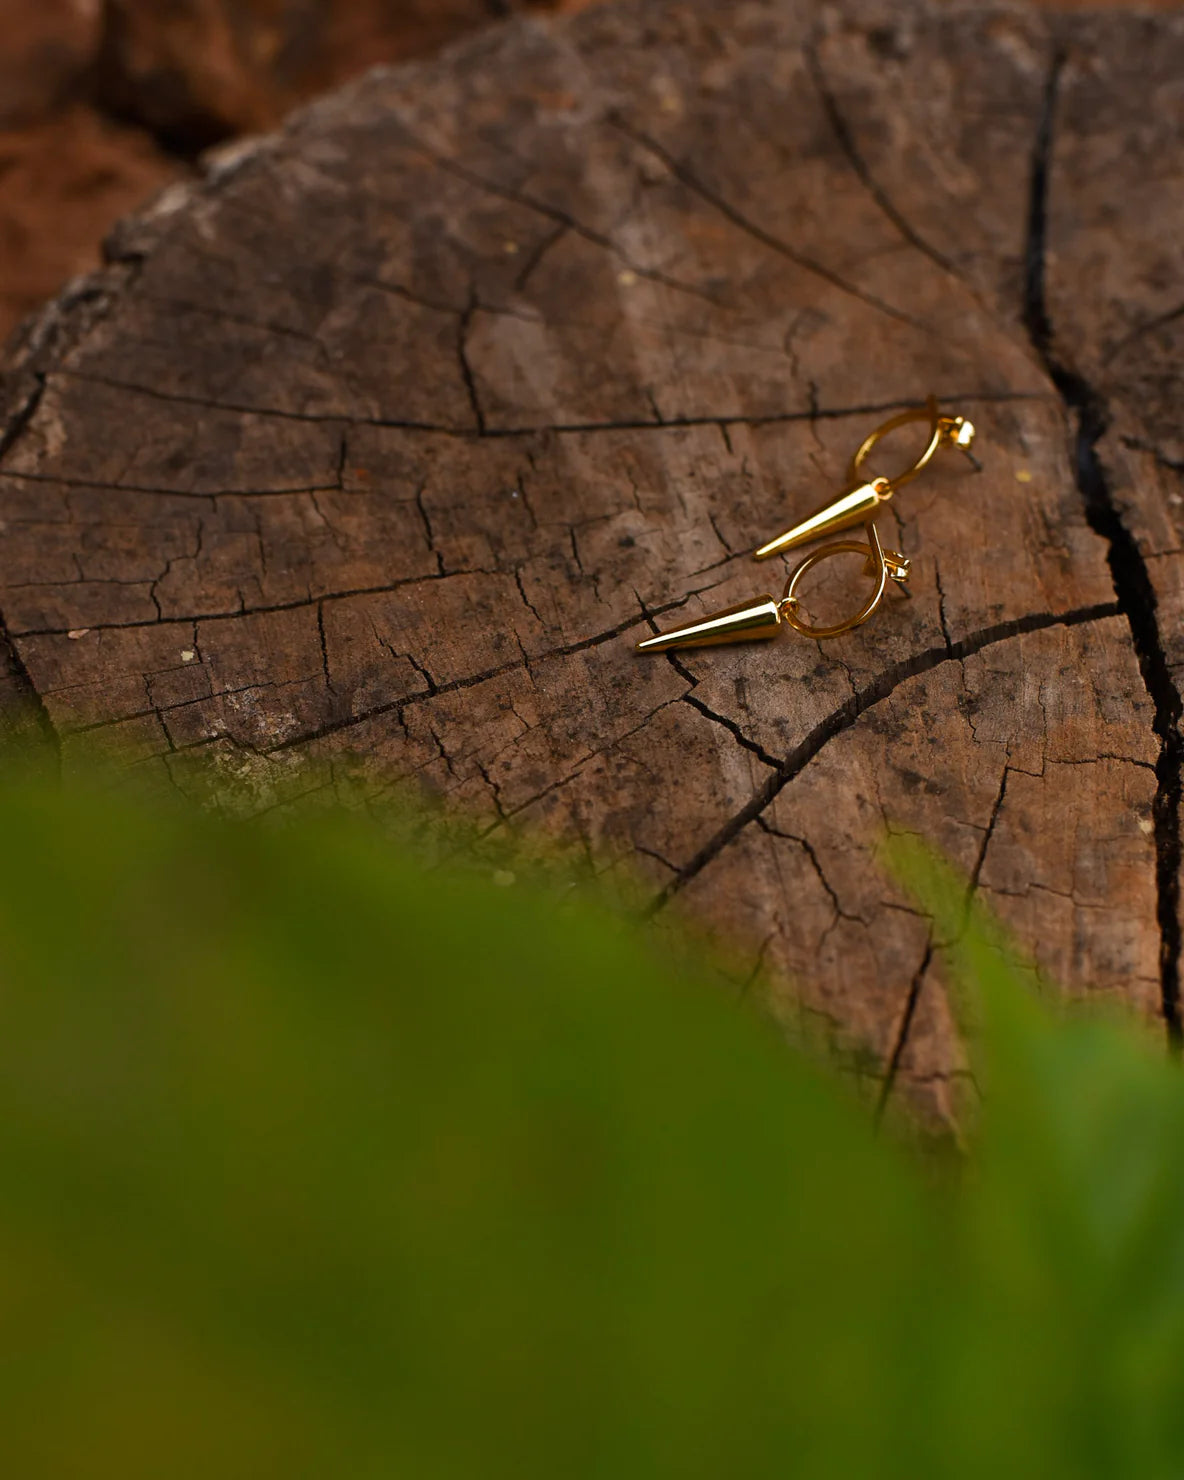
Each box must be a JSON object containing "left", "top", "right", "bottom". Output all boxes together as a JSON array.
[{"left": 0, "top": 1, "right": 592, "bottom": 343}]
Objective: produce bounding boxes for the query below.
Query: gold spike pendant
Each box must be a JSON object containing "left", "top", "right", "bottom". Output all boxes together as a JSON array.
[
  {"left": 753, "top": 397, "right": 981, "bottom": 563},
  {"left": 753, "top": 478, "right": 890, "bottom": 561},
  {"left": 635, "top": 595, "right": 784, "bottom": 653},
  {"left": 637, "top": 520, "right": 910, "bottom": 652}
]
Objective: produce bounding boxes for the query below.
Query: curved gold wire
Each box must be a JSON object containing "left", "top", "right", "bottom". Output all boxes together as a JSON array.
[
  {"left": 847, "top": 396, "right": 943, "bottom": 491},
  {"left": 779, "top": 521, "right": 909, "bottom": 640}
]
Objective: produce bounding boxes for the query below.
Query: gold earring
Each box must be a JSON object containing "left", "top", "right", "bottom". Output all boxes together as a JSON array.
[
  {"left": 635, "top": 519, "right": 910, "bottom": 652},
  {"left": 632, "top": 397, "right": 972, "bottom": 654},
  {"left": 752, "top": 396, "right": 978, "bottom": 561}
]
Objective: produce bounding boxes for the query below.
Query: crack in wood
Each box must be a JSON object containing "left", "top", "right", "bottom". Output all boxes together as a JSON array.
[
  {"left": 1022, "top": 48, "right": 1183, "bottom": 1046},
  {"left": 875, "top": 937, "right": 933, "bottom": 1126},
  {"left": 42, "top": 369, "right": 1046, "bottom": 443},
  {"left": 262, "top": 590, "right": 714, "bottom": 754},
  {"left": 968, "top": 763, "right": 1011, "bottom": 903},
  {"left": 645, "top": 601, "right": 1121, "bottom": 916},
  {"left": 662, "top": 649, "right": 781, "bottom": 770},
  {"left": 11, "top": 569, "right": 491, "bottom": 638},
  {"left": 804, "top": 40, "right": 959, "bottom": 283},
  {"left": 420, "top": 135, "right": 725, "bottom": 308},
  {"left": 609, "top": 113, "right": 928, "bottom": 333},
  {"left": 457, "top": 293, "right": 487, "bottom": 435},
  {"left": 755, "top": 816, "right": 862, "bottom": 930}
]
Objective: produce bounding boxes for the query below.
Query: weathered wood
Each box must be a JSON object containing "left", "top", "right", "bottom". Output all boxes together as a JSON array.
[{"left": 1, "top": 0, "right": 1180, "bottom": 1128}]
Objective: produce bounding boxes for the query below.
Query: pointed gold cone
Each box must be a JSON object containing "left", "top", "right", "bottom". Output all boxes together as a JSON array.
[
  {"left": 636, "top": 595, "right": 782, "bottom": 652},
  {"left": 754, "top": 480, "right": 887, "bottom": 561}
]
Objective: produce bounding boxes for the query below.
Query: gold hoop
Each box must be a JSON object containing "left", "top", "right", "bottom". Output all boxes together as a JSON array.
[
  {"left": 848, "top": 396, "right": 943, "bottom": 490},
  {"left": 780, "top": 522, "right": 909, "bottom": 640},
  {"left": 848, "top": 396, "right": 978, "bottom": 490}
]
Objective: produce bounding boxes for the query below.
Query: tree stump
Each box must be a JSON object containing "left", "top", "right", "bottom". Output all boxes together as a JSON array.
[{"left": 2, "top": 0, "right": 1181, "bottom": 1126}]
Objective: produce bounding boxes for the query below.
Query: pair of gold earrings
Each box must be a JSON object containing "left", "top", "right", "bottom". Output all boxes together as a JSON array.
[{"left": 636, "top": 397, "right": 978, "bottom": 653}]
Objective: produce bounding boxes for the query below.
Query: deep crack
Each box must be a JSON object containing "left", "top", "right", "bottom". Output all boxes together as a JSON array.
[
  {"left": 26, "top": 374, "right": 1043, "bottom": 444},
  {"left": 962, "top": 764, "right": 1011, "bottom": 919},
  {"left": 457, "top": 295, "right": 487, "bottom": 435},
  {"left": 805, "top": 42, "right": 958, "bottom": 282},
  {"left": 665, "top": 651, "right": 781, "bottom": 770},
  {"left": 645, "top": 601, "right": 1119, "bottom": 916},
  {"left": 875, "top": 938, "right": 933, "bottom": 1126},
  {"left": 1023, "top": 49, "right": 1182, "bottom": 1045},
  {"left": 316, "top": 601, "right": 334, "bottom": 695}
]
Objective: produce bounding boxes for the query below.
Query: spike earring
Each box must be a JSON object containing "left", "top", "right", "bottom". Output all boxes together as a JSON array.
[
  {"left": 636, "top": 519, "right": 910, "bottom": 651},
  {"left": 753, "top": 396, "right": 977, "bottom": 561},
  {"left": 633, "top": 396, "right": 977, "bottom": 655}
]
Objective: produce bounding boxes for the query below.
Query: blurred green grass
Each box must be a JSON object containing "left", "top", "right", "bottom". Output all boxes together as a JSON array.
[{"left": 0, "top": 781, "right": 1180, "bottom": 1477}]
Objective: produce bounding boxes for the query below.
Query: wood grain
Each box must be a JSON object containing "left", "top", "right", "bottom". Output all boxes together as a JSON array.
[{"left": 1, "top": 0, "right": 1179, "bottom": 1127}]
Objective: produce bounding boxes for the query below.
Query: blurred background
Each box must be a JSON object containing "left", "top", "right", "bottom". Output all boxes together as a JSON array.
[{"left": 0, "top": 0, "right": 597, "bottom": 343}]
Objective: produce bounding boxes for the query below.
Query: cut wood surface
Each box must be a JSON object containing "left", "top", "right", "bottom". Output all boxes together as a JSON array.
[{"left": 1, "top": 0, "right": 1181, "bottom": 1126}]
